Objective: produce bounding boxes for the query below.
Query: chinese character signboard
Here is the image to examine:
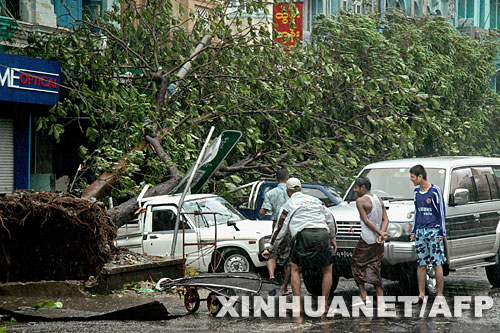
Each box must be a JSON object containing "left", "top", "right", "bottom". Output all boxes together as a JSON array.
[
  {"left": 273, "top": 2, "right": 303, "bottom": 48},
  {"left": 0, "top": 54, "right": 61, "bottom": 105}
]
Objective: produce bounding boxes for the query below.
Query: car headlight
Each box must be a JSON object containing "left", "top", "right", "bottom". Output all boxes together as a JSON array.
[
  {"left": 387, "top": 223, "right": 402, "bottom": 238},
  {"left": 386, "top": 222, "right": 412, "bottom": 239},
  {"left": 259, "top": 235, "right": 271, "bottom": 252}
]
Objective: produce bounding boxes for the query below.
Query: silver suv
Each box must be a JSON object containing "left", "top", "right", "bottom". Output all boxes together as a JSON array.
[{"left": 314, "top": 156, "right": 500, "bottom": 295}]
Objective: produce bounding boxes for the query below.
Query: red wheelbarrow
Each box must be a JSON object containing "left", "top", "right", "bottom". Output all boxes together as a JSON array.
[{"left": 155, "top": 272, "right": 280, "bottom": 316}]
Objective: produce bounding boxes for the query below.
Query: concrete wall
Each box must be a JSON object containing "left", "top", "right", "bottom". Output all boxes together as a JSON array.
[{"left": 19, "top": 0, "right": 57, "bottom": 27}]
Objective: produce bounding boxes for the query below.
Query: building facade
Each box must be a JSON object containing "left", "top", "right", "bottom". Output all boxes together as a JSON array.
[{"left": 0, "top": 0, "right": 110, "bottom": 194}]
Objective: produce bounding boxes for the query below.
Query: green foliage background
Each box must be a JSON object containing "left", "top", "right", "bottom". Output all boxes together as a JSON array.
[{"left": 21, "top": 1, "right": 500, "bottom": 204}]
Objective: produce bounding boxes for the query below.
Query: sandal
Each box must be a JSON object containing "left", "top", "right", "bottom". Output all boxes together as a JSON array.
[
  {"left": 281, "top": 290, "right": 292, "bottom": 296},
  {"left": 412, "top": 297, "right": 424, "bottom": 305}
]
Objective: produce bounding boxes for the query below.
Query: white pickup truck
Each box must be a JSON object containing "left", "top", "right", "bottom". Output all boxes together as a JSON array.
[{"left": 116, "top": 193, "right": 273, "bottom": 273}]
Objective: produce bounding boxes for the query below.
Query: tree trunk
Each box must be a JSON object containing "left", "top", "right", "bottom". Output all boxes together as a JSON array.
[
  {"left": 106, "top": 135, "right": 181, "bottom": 229},
  {"left": 107, "top": 178, "right": 180, "bottom": 229},
  {"left": 82, "top": 141, "right": 149, "bottom": 200}
]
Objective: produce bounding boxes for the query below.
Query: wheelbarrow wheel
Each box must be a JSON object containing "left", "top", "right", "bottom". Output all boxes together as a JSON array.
[
  {"left": 207, "top": 291, "right": 222, "bottom": 316},
  {"left": 184, "top": 288, "right": 200, "bottom": 313}
]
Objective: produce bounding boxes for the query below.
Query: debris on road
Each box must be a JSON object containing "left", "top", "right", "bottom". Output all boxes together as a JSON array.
[
  {"left": 109, "top": 247, "right": 167, "bottom": 266},
  {"left": 0, "top": 300, "right": 171, "bottom": 322}
]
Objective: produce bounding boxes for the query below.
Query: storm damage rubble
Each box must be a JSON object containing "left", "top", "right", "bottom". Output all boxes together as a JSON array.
[{"left": 0, "top": 191, "right": 116, "bottom": 283}]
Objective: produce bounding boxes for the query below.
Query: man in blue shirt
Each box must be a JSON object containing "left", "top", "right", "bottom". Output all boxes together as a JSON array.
[
  {"left": 260, "top": 167, "right": 291, "bottom": 294},
  {"left": 260, "top": 168, "right": 289, "bottom": 226},
  {"left": 409, "top": 165, "right": 446, "bottom": 304}
]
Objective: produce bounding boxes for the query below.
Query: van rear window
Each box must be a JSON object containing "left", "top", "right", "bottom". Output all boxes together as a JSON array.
[
  {"left": 450, "top": 166, "right": 500, "bottom": 204},
  {"left": 471, "top": 167, "right": 498, "bottom": 201}
]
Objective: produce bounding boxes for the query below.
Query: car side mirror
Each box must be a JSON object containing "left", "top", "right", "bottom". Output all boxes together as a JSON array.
[
  {"left": 453, "top": 188, "right": 469, "bottom": 206},
  {"left": 227, "top": 221, "right": 240, "bottom": 231}
]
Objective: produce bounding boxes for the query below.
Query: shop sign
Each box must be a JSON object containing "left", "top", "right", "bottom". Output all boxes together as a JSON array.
[{"left": 0, "top": 53, "right": 61, "bottom": 105}]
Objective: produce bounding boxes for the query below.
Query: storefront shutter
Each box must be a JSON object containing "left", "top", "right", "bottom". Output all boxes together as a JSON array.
[{"left": 0, "top": 118, "right": 14, "bottom": 194}]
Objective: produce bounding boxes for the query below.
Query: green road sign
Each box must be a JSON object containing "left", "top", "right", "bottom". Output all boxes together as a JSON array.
[{"left": 171, "top": 130, "right": 242, "bottom": 194}]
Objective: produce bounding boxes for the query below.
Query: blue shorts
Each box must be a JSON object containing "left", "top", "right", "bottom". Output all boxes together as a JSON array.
[{"left": 415, "top": 227, "right": 446, "bottom": 267}]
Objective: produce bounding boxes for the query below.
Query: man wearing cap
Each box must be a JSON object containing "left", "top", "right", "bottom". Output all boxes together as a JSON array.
[{"left": 264, "top": 178, "right": 337, "bottom": 312}]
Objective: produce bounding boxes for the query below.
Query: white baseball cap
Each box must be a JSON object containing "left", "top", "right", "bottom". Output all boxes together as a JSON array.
[{"left": 286, "top": 177, "right": 301, "bottom": 190}]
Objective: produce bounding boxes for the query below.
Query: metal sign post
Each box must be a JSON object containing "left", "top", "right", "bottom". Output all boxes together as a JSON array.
[
  {"left": 170, "top": 126, "right": 215, "bottom": 257},
  {"left": 170, "top": 128, "right": 242, "bottom": 257}
]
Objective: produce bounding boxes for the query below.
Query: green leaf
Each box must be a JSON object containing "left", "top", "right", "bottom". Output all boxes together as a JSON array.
[
  {"left": 431, "top": 99, "right": 441, "bottom": 110},
  {"left": 86, "top": 127, "right": 100, "bottom": 142},
  {"left": 230, "top": 174, "right": 242, "bottom": 184},
  {"left": 34, "top": 300, "right": 63, "bottom": 309}
]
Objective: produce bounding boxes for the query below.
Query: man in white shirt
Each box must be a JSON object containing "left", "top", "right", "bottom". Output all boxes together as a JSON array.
[{"left": 263, "top": 178, "right": 337, "bottom": 312}]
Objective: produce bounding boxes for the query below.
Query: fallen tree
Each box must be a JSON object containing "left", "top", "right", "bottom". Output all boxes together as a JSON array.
[
  {"left": 21, "top": 5, "right": 500, "bottom": 230},
  {"left": 0, "top": 192, "right": 115, "bottom": 283}
]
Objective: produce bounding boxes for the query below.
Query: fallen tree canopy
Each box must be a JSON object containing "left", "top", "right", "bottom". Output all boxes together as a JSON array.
[{"left": 0, "top": 192, "right": 116, "bottom": 283}]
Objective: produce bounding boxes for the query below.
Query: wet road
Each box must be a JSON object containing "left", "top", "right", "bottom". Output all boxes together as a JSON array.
[{"left": 2, "top": 267, "right": 499, "bottom": 332}]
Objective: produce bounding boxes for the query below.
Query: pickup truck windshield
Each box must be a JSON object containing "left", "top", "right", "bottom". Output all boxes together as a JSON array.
[
  {"left": 344, "top": 168, "right": 446, "bottom": 202},
  {"left": 183, "top": 197, "right": 245, "bottom": 225}
]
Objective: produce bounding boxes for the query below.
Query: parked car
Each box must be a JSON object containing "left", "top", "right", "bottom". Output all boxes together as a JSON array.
[
  {"left": 304, "top": 156, "right": 500, "bottom": 296},
  {"left": 116, "top": 193, "right": 272, "bottom": 273},
  {"left": 228, "top": 180, "right": 344, "bottom": 220}
]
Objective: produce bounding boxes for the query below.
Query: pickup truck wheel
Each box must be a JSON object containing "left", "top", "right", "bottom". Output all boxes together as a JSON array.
[
  {"left": 485, "top": 251, "right": 500, "bottom": 287},
  {"left": 303, "top": 268, "right": 339, "bottom": 296},
  {"left": 215, "top": 248, "right": 255, "bottom": 273}
]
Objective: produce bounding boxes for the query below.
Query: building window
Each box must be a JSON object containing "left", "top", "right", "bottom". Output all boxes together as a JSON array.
[
  {"left": 83, "top": 0, "right": 103, "bottom": 19},
  {"left": 457, "top": 0, "right": 475, "bottom": 26},
  {"left": 303, "top": 0, "right": 323, "bottom": 42},
  {"left": 0, "top": 0, "right": 19, "bottom": 19},
  {"left": 303, "top": 0, "right": 312, "bottom": 34},
  {"left": 353, "top": 1, "right": 362, "bottom": 13},
  {"left": 495, "top": 67, "right": 500, "bottom": 93}
]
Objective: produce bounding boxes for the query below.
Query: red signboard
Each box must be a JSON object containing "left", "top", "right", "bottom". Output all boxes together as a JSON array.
[{"left": 273, "top": 2, "right": 303, "bottom": 48}]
